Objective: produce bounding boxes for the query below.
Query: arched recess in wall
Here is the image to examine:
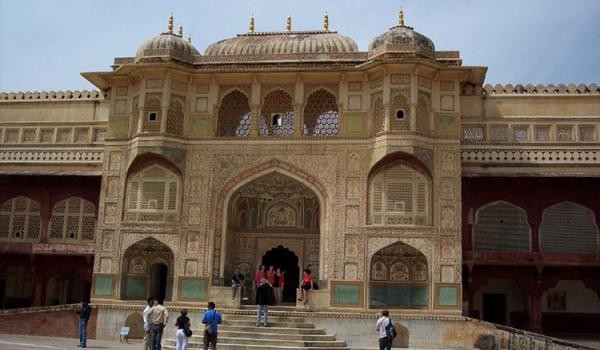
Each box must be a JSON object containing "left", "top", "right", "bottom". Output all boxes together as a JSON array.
[
  {"left": 416, "top": 92, "right": 431, "bottom": 135},
  {"left": 49, "top": 196, "right": 96, "bottom": 241},
  {"left": 120, "top": 237, "right": 175, "bottom": 301},
  {"left": 166, "top": 98, "right": 185, "bottom": 135},
  {"left": 472, "top": 201, "right": 531, "bottom": 252},
  {"left": 0, "top": 196, "right": 41, "bottom": 240},
  {"left": 390, "top": 91, "right": 409, "bottom": 132},
  {"left": 539, "top": 201, "right": 599, "bottom": 254},
  {"left": 216, "top": 89, "right": 252, "bottom": 137},
  {"left": 124, "top": 154, "right": 182, "bottom": 223},
  {"left": 368, "top": 152, "right": 432, "bottom": 226},
  {"left": 371, "top": 92, "right": 384, "bottom": 135},
  {"left": 369, "top": 240, "right": 428, "bottom": 310},
  {"left": 260, "top": 89, "right": 295, "bottom": 136},
  {"left": 142, "top": 97, "right": 162, "bottom": 133},
  {"left": 303, "top": 89, "right": 339, "bottom": 136}
]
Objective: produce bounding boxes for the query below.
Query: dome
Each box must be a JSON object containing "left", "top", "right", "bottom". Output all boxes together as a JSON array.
[
  {"left": 205, "top": 31, "right": 358, "bottom": 56},
  {"left": 135, "top": 32, "right": 200, "bottom": 64},
  {"left": 368, "top": 14, "right": 435, "bottom": 59}
]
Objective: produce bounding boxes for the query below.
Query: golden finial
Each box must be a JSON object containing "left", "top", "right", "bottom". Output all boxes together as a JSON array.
[
  {"left": 399, "top": 8, "right": 405, "bottom": 27},
  {"left": 187, "top": 34, "right": 192, "bottom": 44},
  {"left": 178, "top": 24, "right": 183, "bottom": 37},
  {"left": 323, "top": 12, "right": 329, "bottom": 32},
  {"left": 249, "top": 15, "right": 255, "bottom": 33},
  {"left": 286, "top": 14, "right": 291, "bottom": 32},
  {"left": 168, "top": 13, "right": 174, "bottom": 33}
]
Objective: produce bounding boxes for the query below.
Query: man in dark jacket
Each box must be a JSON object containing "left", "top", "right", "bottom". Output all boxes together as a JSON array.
[
  {"left": 256, "top": 278, "right": 271, "bottom": 327},
  {"left": 75, "top": 301, "right": 91, "bottom": 348}
]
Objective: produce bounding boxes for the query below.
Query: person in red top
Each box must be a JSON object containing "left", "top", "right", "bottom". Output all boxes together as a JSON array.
[
  {"left": 255, "top": 265, "right": 266, "bottom": 286},
  {"left": 266, "top": 265, "right": 275, "bottom": 285},
  {"left": 274, "top": 268, "right": 285, "bottom": 305},
  {"left": 299, "top": 269, "right": 313, "bottom": 305}
]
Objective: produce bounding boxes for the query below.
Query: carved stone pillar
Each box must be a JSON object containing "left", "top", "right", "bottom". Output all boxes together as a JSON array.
[
  {"left": 293, "top": 103, "right": 303, "bottom": 137},
  {"left": 250, "top": 105, "right": 260, "bottom": 137}
]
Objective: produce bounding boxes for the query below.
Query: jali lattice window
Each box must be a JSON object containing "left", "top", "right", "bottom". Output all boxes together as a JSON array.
[
  {"left": 217, "top": 90, "right": 252, "bottom": 137},
  {"left": 0, "top": 196, "right": 41, "bottom": 240},
  {"left": 540, "top": 201, "right": 598, "bottom": 254},
  {"left": 390, "top": 92, "right": 409, "bottom": 131},
  {"left": 142, "top": 98, "right": 161, "bottom": 133},
  {"left": 125, "top": 165, "right": 180, "bottom": 222},
  {"left": 50, "top": 197, "right": 96, "bottom": 241},
  {"left": 416, "top": 93, "right": 431, "bottom": 135},
  {"left": 370, "top": 163, "right": 430, "bottom": 226},
  {"left": 303, "top": 89, "right": 339, "bottom": 136},
  {"left": 371, "top": 93, "right": 384, "bottom": 135},
  {"left": 473, "top": 201, "right": 530, "bottom": 252},
  {"left": 166, "top": 100, "right": 184, "bottom": 136},
  {"left": 260, "top": 89, "right": 295, "bottom": 136}
]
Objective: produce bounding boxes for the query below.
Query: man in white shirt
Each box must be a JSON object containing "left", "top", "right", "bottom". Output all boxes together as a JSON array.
[
  {"left": 142, "top": 298, "right": 154, "bottom": 350},
  {"left": 150, "top": 299, "right": 169, "bottom": 350},
  {"left": 375, "top": 310, "right": 392, "bottom": 350}
]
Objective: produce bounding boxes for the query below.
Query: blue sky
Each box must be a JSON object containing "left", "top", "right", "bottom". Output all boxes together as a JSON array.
[{"left": 1, "top": 0, "right": 599, "bottom": 91}]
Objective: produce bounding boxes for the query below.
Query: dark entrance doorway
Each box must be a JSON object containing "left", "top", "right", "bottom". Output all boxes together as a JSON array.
[
  {"left": 149, "top": 263, "right": 168, "bottom": 301},
  {"left": 483, "top": 293, "right": 507, "bottom": 325},
  {"left": 262, "top": 246, "right": 299, "bottom": 304}
]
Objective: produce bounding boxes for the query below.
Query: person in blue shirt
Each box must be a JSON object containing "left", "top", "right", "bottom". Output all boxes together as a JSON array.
[{"left": 201, "top": 301, "right": 222, "bottom": 350}]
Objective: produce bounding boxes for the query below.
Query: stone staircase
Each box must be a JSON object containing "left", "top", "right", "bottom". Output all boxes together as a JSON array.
[{"left": 163, "top": 313, "right": 351, "bottom": 350}]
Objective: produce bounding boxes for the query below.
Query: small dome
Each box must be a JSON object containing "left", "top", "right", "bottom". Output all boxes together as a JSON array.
[
  {"left": 205, "top": 31, "right": 358, "bottom": 56},
  {"left": 135, "top": 32, "right": 200, "bottom": 64},
  {"left": 369, "top": 22, "right": 435, "bottom": 59}
]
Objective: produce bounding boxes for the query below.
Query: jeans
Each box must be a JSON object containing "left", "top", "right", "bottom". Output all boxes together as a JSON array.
[
  {"left": 79, "top": 319, "right": 87, "bottom": 347},
  {"left": 175, "top": 329, "right": 188, "bottom": 350},
  {"left": 379, "top": 336, "right": 392, "bottom": 350},
  {"left": 232, "top": 284, "right": 239, "bottom": 299},
  {"left": 151, "top": 324, "right": 164, "bottom": 350},
  {"left": 256, "top": 304, "right": 268, "bottom": 326},
  {"left": 143, "top": 328, "right": 152, "bottom": 350}
]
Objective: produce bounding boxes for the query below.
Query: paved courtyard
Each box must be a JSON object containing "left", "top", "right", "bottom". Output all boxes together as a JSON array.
[{"left": 0, "top": 334, "right": 140, "bottom": 350}]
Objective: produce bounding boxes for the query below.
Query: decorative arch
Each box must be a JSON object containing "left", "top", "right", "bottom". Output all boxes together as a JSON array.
[
  {"left": 264, "top": 201, "right": 298, "bottom": 228},
  {"left": 260, "top": 89, "right": 294, "bottom": 136},
  {"left": 216, "top": 89, "right": 252, "bottom": 137},
  {"left": 371, "top": 93, "right": 384, "bottom": 135},
  {"left": 213, "top": 158, "right": 329, "bottom": 278},
  {"left": 540, "top": 201, "right": 598, "bottom": 254},
  {"left": 142, "top": 97, "right": 161, "bottom": 132},
  {"left": 0, "top": 196, "right": 41, "bottom": 240},
  {"left": 303, "top": 89, "right": 339, "bottom": 136},
  {"left": 124, "top": 163, "right": 181, "bottom": 223},
  {"left": 390, "top": 91, "right": 409, "bottom": 131},
  {"left": 369, "top": 240, "right": 429, "bottom": 309},
  {"left": 368, "top": 155, "right": 432, "bottom": 226},
  {"left": 165, "top": 98, "right": 184, "bottom": 135},
  {"left": 49, "top": 196, "right": 96, "bottom": 241},
  {"left": 473, "top": 201, "right": 531, "bottom": 252}
]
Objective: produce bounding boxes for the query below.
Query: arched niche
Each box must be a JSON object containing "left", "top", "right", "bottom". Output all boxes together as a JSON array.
[
  {"left": 540, "top": 201, "right": 598, "bottom": 254},
  {"left": 473, "top": 201, "right": 530, "bottom": 252}
]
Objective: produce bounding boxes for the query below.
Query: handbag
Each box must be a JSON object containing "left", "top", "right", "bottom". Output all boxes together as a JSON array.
[
  {"left": 184, "top": 319, "right": 193, "bottom": 337},
  {"left": 204, "top": 310, "right": 216, "bottom": 334}
]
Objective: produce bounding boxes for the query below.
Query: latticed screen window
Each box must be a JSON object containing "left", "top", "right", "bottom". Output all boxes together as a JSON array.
[
  {"left": 303, "top": 89, "right": 339, "bottom": 136},
  {"left": 217, "top": 90, "right": 252, "bottom": 137},
  {"left": 371, "top": 93, "right": 384, "bottom": 135},
  {"left": 126, "top": 165, "right": 180, "bottom": 222},
  {"left": 260, "top": 89, "right": 295, "bottom": 137},
  {"left": 512, "top": 125, "right": 529, "bottom": 142},
  {"left": 0, "top": 196, "right": 41, "bottom": 240},
  {"left": 463, "top": 126, "right": 484, "bottom": 142},
  {"left": 370, "top": 163, "right": 430, "bottom": 226},
  {"left": 50, "top": 197, "right": 96, "bottom": 241},
  {"left": 165, "top": 100, "right": 184, "bottom": 136},
  {"left": 579, "top": 125, "right": 596, "bottom": 142}
]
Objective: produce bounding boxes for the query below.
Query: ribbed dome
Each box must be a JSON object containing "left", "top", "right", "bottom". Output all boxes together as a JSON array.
[
  {"left": 369, "top": 25, "right": 435, "bottom": 58},
  {"left": 205, "top": 31, "right": 358, "bottom": 56},
  {"left": 135, "top": 32, "right": 200, "bottom": 64}
]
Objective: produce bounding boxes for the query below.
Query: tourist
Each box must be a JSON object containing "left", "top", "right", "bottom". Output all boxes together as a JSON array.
[
  {"left": 231, "top": 266, "right": 245, "bottom": 300},
  {"left": 299, "top": 269, "right": 313, "bottom": 305},
  {"left": 202, "top": 301, "right": 222, "bottom": 350},
  {"left": 175, "top": 308, "right": 191, "bottom": 350},
  {"left": 256, "top": 278, "right": 271, "bottom": 327},
  {"left": 142, "top": 298, "right": 154, "bottom": 350},
  {"left": 266, "top": 265, "right": 275, "bottom": 285},
  {"left": 274, "top": 268, "right": 285, "bottom": 305},
  {"left": 376, "top": 310, "right": 393, "bottom": 350},
  {"left": 150, "top": 299, "right": 169, "bottom": 350},
  {"left": 75, "top": 300, "right": 91, "bottom": 348},
  {"left": 255, "top": 265, "right": 266, "bottom": 287}
]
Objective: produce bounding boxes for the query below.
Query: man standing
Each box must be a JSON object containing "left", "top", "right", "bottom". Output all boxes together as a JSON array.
[
  {"left": 76, "top": 301, "right": 91, "bottom": 348},
  {"left": 231, "top": 266, "right": 244, "bottom": 300},
  {"left": 142, "top": 298, "right": 154, "bottom": 350},
  {"left": 376, "top": 310, "right": 392, "bottom": 350},
  {"left": 201, "top": 302, "right": 222, "bottom": 350},
  {"left": 150, "top": 299, "right": 169, "bottom": 350},
  {"left": 256, "top": 278, "right": 271, "bottom": 327}
]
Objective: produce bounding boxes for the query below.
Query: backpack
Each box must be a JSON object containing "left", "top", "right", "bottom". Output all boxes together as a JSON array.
[{"left": 385, "top": 318, "right": 397, "bottom": 340}]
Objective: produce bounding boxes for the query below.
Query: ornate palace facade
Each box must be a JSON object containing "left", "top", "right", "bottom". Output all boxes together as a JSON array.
[{"left": 1, "top": 12, "right": 599, "bottom": 339}]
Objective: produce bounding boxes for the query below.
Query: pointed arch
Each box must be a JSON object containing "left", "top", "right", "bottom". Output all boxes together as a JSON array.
[
  {"left": 473, "top": 201, "right": 531, "bottom": 252},
  {"left": 260, "top": 89, "right": 294, "bottom": 136},
  {"left": 166, "top": 98, "right": 184, "bottom": 135},
  {"left": 540, "top": 201, "right": 598, "bottom": 254},
  {"left": 217, "top": 89, "right": 252, "bottom": 137},
  {"left": 303, "top": 89, "right": 339, "bottom": 136},
  {"left": 49, "top": 196, "right": 96, "bottom": 241},
  {"left": 0, "top": 196, "right": 41, "bottom": 240}
]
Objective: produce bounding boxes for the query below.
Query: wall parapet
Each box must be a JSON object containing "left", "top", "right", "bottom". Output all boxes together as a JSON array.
[
  {"left": 483, "top": 83, "right": 600, "bottom": 96},
  {"left": 0, "top": 90, "right": 104, "bottom": 102}
]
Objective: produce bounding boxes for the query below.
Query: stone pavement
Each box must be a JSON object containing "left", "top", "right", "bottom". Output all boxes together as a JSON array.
[{"left": 0, "top": 334, "right": 140, "bottom": 350}]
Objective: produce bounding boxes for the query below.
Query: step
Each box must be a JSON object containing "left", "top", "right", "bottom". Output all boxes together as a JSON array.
[
  {"left": 217, "top": 330, "right": 337, "bottom": 341},
  {"left": 163, "top": 345, "right": 350, "bottom": 350},
  {"left": 165, "top": 336, "right": 347, "bottom": 348},
  {"left": 212, "top": 325, "right": 327, "bottom": 335},
  {"left": 223, "top": 320, "right": 314, "bottom": 328},
  {"left": 227, "top": 313, "right": 306, "bottom": 323}
]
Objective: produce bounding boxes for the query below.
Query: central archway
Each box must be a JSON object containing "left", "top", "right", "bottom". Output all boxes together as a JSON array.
[{"left": 262, "top": 246, "right": 300, "bottom": 303}]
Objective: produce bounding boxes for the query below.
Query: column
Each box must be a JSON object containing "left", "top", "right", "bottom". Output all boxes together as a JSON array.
[
  {"left": 530, "top": 222, "right": 540, "bottom": 252},
  {"left": 531, "top": 292, "right": 543, "bottom": 333}
]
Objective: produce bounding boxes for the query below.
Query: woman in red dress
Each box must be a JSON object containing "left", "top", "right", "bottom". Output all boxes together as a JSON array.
[{"left": 299, "top": 269, "right": 313, "bottom": 305}]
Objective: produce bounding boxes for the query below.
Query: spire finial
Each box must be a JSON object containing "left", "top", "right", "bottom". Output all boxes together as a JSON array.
[
  {"left": 323, "top": 11, "right": 329, "bottom": 32},
  {"left": 178, "top": 24, "right": 183, "bottom": 37},
  {"left": 399, "top": 8, "right": 405, "bottom": 27},
  {"left": 187, "top": 34, "right": 192, "bottom": 44},
  {"left": 168, "top": 13, "right": 174, "bottom": 33},
  {"left": 249, "top": 15, "right": 255, "bottom": 33},
  {"left": 286, "top": 14, "right": 291, "bottom": 32}
]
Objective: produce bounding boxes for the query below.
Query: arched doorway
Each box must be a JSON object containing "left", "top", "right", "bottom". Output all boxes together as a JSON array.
[
  {"left": 369, "top": 241, "right": 428, "bottom": 309},
  {"left": 120, "top": 238, "right": 174, "bottom": 301},
  {"left": 261, "top": 246, "right": 300, "bottom": 304}
]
